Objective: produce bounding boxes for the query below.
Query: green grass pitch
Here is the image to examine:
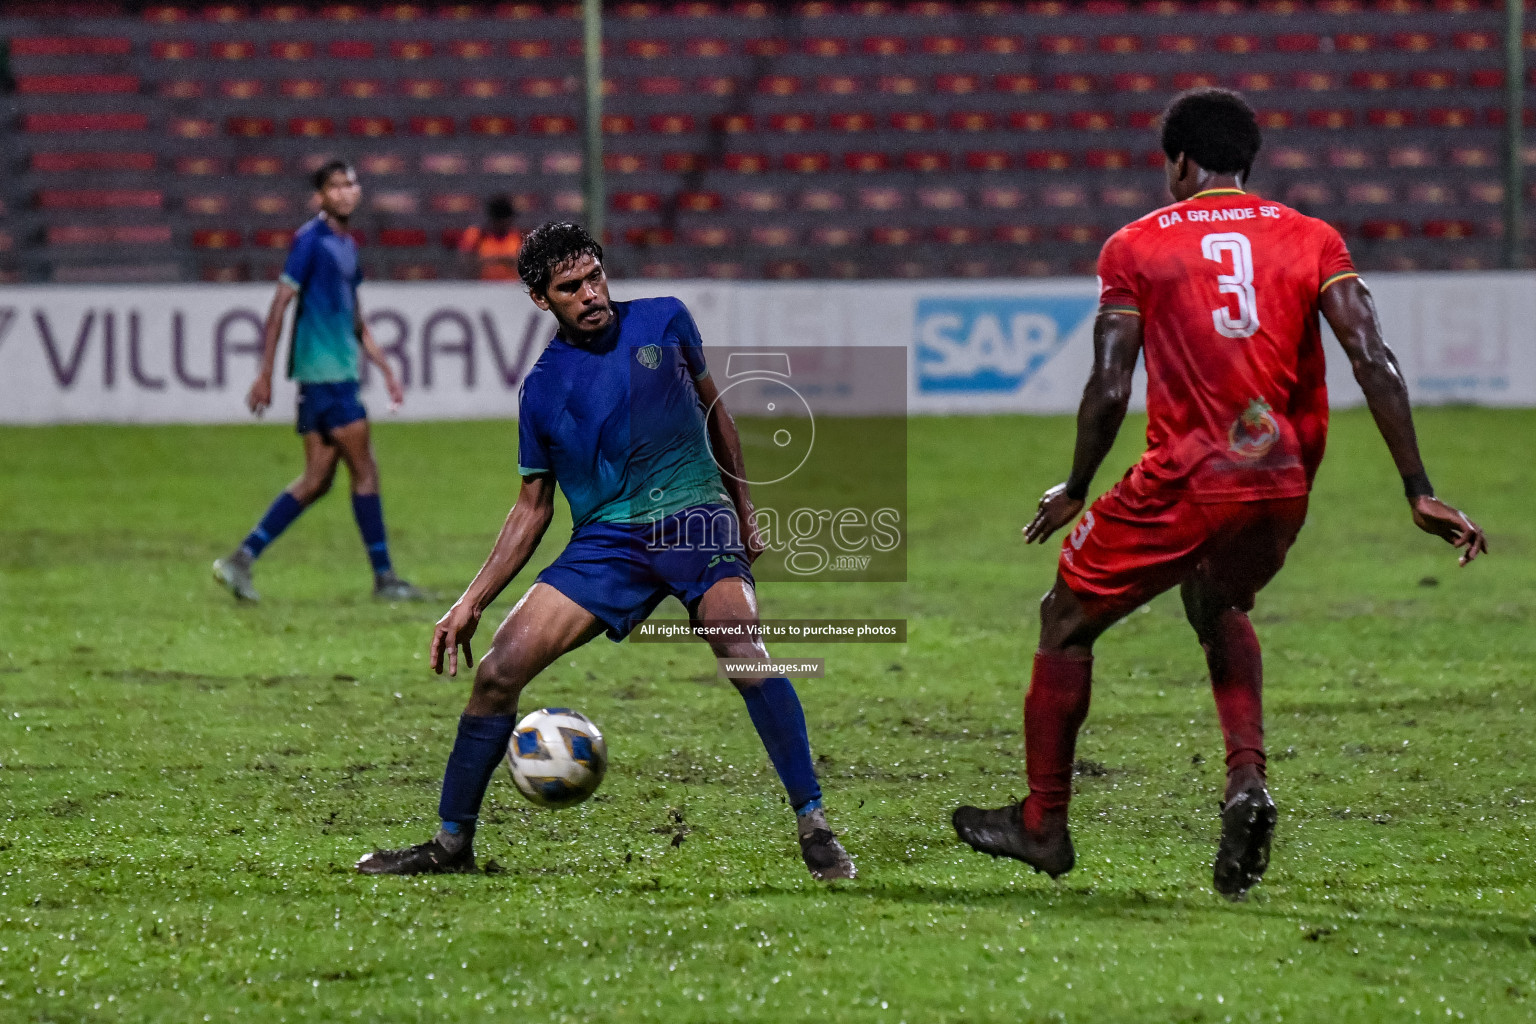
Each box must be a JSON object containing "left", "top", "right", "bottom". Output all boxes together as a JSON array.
[{"left": 2, "top": 408, "right": 1533, "bottom": 1023}]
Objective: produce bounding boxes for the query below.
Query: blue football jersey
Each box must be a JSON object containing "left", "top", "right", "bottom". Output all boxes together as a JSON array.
[{"left": 516, "top": 297, "right": 732, "bottom": 528}]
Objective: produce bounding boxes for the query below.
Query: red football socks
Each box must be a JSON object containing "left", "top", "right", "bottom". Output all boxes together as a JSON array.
[
  {"left": 1022, "top": 649, "right": 1093, "bottom": 833},
  {"left": 1205, "top": 610, "right": 1267, "bottom": 794}
]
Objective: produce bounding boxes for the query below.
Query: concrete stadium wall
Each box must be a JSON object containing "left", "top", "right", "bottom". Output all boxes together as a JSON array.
[{"left": 0, "top": 272, "right": 1531, "bottom": 424}]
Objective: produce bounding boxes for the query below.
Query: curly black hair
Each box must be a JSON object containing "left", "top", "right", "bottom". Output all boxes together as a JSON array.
[
  {"left": 517, "top": 221, "right": 604, "bottom": 296},
  {"left": 311, "top": 159, "right": 354, "bottom": 192},
  {"left": 1160, "top": 88, "right": 1262, "bottom": 177}
]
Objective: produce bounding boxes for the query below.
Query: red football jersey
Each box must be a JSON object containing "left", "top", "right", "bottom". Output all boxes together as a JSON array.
[{"left": 1097, "top": 187, "right": 1357, "bottom": 502}]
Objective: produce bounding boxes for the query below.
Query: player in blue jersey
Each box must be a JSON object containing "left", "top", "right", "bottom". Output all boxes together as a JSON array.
[
  {"left": 356, "top": 222, "right": 856, "bottom": 880},
  {"left": 212, "top": 161, "right": 426, "bottom": 603}
]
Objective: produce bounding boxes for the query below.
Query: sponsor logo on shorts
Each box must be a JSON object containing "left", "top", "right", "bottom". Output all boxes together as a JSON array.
[
  {"left": 1228, "top": 398, "right": 1280, "bottom": 460},
  {"left": 635, "top": 344, "right": 661, "bottom": 370}
]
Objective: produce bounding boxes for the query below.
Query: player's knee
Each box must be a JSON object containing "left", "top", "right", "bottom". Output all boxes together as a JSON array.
[{"left": 472, "top": 648, "right": 527, "bottom": 711}]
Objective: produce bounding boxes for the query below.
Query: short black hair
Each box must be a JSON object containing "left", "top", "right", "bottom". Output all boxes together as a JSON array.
[
  {"left": 486, "top": 194, "right": 516, "bottom": 221},
  {"left": 1160, "top": 88, "right": 1262, "bottom": 177},
  {"left": 517, "top": 221, "right": 603, "bottom": 296},
  {"left": 311, "top": 159, "right": 354, "bottom": 191}
]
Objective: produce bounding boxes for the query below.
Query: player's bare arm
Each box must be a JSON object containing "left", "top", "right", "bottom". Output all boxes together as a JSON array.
[
  {"left": 353, "top": 300, "right": 404, "bottom": 409},
  {"left": 1025, "top": 310, "right": 1145, "bottom": 544},
  {"left": 247, "top": 281, "right": 296, "bottom": 415},
  {"left": 1320, "top": 277, "right": 1488, "bottom": 565},
  {"left": 694, "top": 372, "right": 764, "bottom": 563},
  {"left": 431, "top": 474, "right": 557, "bottom": 676}
]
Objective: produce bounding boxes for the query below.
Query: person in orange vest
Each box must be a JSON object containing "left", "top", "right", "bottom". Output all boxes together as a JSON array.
[{"left": 457, "top": 195, "right": 523, "bottom": 280}]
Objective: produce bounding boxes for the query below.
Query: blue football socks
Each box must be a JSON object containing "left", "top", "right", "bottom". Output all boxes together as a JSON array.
[
  {"left": 437, "top": 714, "right": 517, "bottom": 834},
  {"left": 241, "top": 491, "right": 305, "bottom": 559},
  {"left": 739, "top": 676, "right": 823, "bottom": 814},
  {"left": 350, "top": 492, "right": 392, "bottom": 573}
]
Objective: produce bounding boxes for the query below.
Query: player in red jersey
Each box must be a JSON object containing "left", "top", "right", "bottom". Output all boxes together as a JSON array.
[{"left": 953, "top": 89, "right": 1487, "bottom": 899}]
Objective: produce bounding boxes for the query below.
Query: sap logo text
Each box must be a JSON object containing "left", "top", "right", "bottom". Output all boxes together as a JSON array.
[{"left": 915, "top": 296, "right": 1096, "bottom": 393}]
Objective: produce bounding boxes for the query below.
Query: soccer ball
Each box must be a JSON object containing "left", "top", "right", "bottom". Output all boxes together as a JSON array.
[{"left": 506, "top": 708, "right": 608, "bottom": 809}]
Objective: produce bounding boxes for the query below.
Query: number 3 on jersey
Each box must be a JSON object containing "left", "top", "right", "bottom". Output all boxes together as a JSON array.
[{"left": 1201, "top": 232, "right": 1260, "bottom": 339}]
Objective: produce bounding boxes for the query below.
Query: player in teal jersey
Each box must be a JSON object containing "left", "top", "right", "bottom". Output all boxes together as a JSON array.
[{"left": 212, "top": 161, "right": 426, "bottom": 603}]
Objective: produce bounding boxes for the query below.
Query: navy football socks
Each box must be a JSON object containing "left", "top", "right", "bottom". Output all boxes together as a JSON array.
[
  {"left": 437, "top": 714, "right": 517, "bottom": 835},
  {"left": 241, "top": 491, "right": 305, "bottom": 559},
  {"left": 350, "top": 492, "right": 392, "bottom": 574},
  {"left": 739, "top": 676, "right": 823, "bottom": 814}
]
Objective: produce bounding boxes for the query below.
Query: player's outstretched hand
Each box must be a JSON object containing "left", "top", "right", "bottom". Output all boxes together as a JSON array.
[
  {"left": 430, "top": 600, "right": 481, "bottom": 676},
  {"left": 1024, "top": 483, "right": 1085, "bottom": 544},
  {"left": 246, "top": 374, "right": 272, "bottom": 416},
  {"left": 1410, "top": 495, "right": 1489, "bottom": 566}
]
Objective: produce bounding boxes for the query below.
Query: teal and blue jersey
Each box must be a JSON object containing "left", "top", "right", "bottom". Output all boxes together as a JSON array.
[
  {"left": 516, "top": 297, "right": 732, "bottom": 528},
  {"left": 280, "top": 215, "right": 362, "bottom": 383}
]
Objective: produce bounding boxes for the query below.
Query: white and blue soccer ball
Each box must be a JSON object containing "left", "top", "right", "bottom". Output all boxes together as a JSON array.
[{"left": 507, "top": 708, "right": 608, "bottom": 809}]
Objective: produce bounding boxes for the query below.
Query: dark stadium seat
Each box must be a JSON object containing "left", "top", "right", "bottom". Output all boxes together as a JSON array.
[
  {"left": 33, "top": 151, "right": 156, "bottom": 172},
  {"left": 378, "top": 228, "right": 428, "bottom": 247},
  {"left": 24, "top": 113, "right": 148, "bottom": 133},
  {"left": 980, "top": 186, "right": 1025, "bottom": 210},
  {"left": 16, "top": 75, "right": 139, "bottom": 94},
  {"left": 37, "top": 189, "right": 163, "bottom": 210},
  {"left": 12, "top": 35, "right": 132, "bottom": 55},
  {"left": 235, "top": 155, "right": 284, "bottom": 175},
  {"left": 192, "top": 229, "right": 242, "bottom": 249}
]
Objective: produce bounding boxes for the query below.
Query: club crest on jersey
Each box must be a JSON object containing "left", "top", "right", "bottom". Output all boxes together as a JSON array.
[
  {"left": 635, "top": 344, "right": 661, "bottom": 370},
  {"left": 1228, "top": 398, "right": 1280, "bottom": 460}
]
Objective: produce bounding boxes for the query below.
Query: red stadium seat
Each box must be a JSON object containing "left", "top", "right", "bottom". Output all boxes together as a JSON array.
[
  {"left": 176, "top": 155, "right": 226, "bottom": 175},
  {"left": 1449, "top": 146, "right": 1496, "bottom": 168},
  {"left": 1422, "top": 220, "right": 1475, "bottom": 239},
  {"left": 431, "top": 193, "right": 478, "bottom": 216},
  {"left": 935, "top": 74, "right": 981, "bottom": 95},
  {"left": 1054, "top": 74, "right": 1095, "bottom": 94},
  {"left": 844, "top": 152, "right": 891, "bottom": 172},
  {"left": 1234, "top": 72, "right": 1279, "bottom": 92},
  {"left": 350, "top": 116, "right": 395, "bottom": 137},
  {"left": 1351, "top": 70, "right": 1400, "bottom": 91},
  {"left": 450, "top": 40, "right": 497, "bottom": 59},
  {"left": 713, "top": 113, "right": 757, "bottom": 134},
  {"left": 1407, "top": 182, "right": 1456, "bottom": 204},
  {"left": 862, "top": 36, "right": 906, "bottom": 56},
  {"left": 810, "top": 226, "right": 859, "bottom": 247},
  {"left": 604, "top": 153, "right": 647, "bottom": 173},
  {"left": 1346, "top": 182, "right": 1395, "bottom": 204},
  {"left": 1024, "top": 150, "right": 1071, "bottom": 170},
  {"left": 1392, "top": 30, "right": 1436, "bottom": 52},
  {"left": 802, "top": 36, "right": 848, "bottom": 57},
  {"left": 769, "top": 113, "right": 816, "bottom": 133},
  {"left": 529, "top": 115, "right": 577, "bottom": 135},
  {"left": 283, "top": 117, "right": 329, "bottom": 138},
  {"left": 1452, "top": 31, "right": 1496, "bottom": 51},
  {"left": 280, "top": 79, "right": 325, "bottom": 98},
  {"left": 878, "top": 75, "right": 923, "bottom": 94},
  {"left": 1114, "top": 72, "right": 1160, "bottom": 93},
  {"left": 1085, "top": 149, "right": 1132, "bottom": 169},
  {"left": 993, "top": 225, "right": 1040, "bottom": 245},
  {"left": 1009, "top": 111, "right": 1054, "bottom": 131},
  {"left": 1102, "top": 186, "right": 1152, "bottom": 208},
  {"left": 1039, "top": 35, "right": 1086, "bottom": 55},
  {"left": 400, "top": 79, "right": 446, "bottom": 99},
  {"left": 686, "top": 227, "right": 735, "bottom": 247},
  {"left": 16, "top": 75, "right": 139, "bottom": 94},
  {"left": 1098, "top": 33, "right": 1141, "bottom": 53},
  {"left": 758, "top": 76, "right": 801, "bottom": 96},
  {"left": 828, "top": 112, "right": 875, "bottom": 132},
  {"left": 169, "top": 117, "right": 217, "bottom": 139},
  {"left": 1274, "top": 33, "right": 1321, "bottom": 52},
  {"left": 1363, "top": 105, "right": 1415, "bottom": 128},
  {"left": 410, "top": 116, "right": 455, "bottom": 137},
  {"left": 340, "top": 80, "right": 386, "bottom": 98},
  {"left": 798, "top": 189, "right": 844, "bottom": 211},
  {"left": 1158, "top": 34, "right": 1200, "bottom": 53},
  {"left": 1215, "top": 34, "right": 1261, "bottom": 53},
  {"left": 979, "top": 186, "right": 1025, "bottom": 210},
  {"left": 647, "top": 114, "right": 695, "bottom": 134},
  {"left": 751, "top": 226, "right": 797, "bottom": 246},
  {"left": 733, "top": 190, "right": 784, "bottom": 211},
  {"left": 626, "top": 39, "right": 671, "bottom": 58},
  {"left": 251, "top": 193, "right": 292, "bottom": 215},
  {"left": 979, "top": 35, "right": 1026, "bottom": 55},
  {"left": 33, "top": 151, "right": 155, "bottom": 172},
  {"left": 1256, "top": 110, "right": 1294, "bottom": 129},
  {"left": 192, "top": 229, "right": 243, "bottom": 250},
  {"left": 12, "top": 36, "right": 132, "bottom": 55},
  {"left": 744, "top": 38, "right": 789, "bottom": 57},
  {"left": 857, "top": 187, "right": 903, "bottom": 211},
  {"left": 466, "top": 115, "right": 514, "bottom": 136},
  {"left": 1266, "top": 146, "right": 1314, "bottom": 169},
  {"left": 359, "top": 153, "right": 407, "bottom": 175},
  {"left": 889, "top": 112, "right": 936, "bottom": 132},
  {"left": 1307, "top": 109, "right": 1355, "bottom": 129},
  {"left": 1411, "top": 69, "right": 1457, "bottom": 89},
  {"left": 965, "top": 151, "right": 1012, "bottom": 171},
  {"left": 24, "top": 113, "right": 148, "bottom": 133},
  {"left": 1469, "top": 69, "right": 1504, "bottom": 89},
  {"left": 1466, "top": 182, "right": 1503, "bottom": 204},
  {"left": 685, "top": 38, "right": 732, "bottom": 57},
  {"left": 917, "top": 186, "right": 965, "bottom": 210},
  {"left": 1285, "top": 183, "right": 1334, "bottom": 206},
  {"left": 1387, "top": 145, "right": 1434, "bottom": 167},
  {"left": 933, "top": 226, "right": 983, "bottom": 245},
  {"left": 947, "top": 111, "right": 996, "bottom": 132},
  {"left": 1360, "top": 220, "right": 1411, "bottom": 240},
  {"left": 1329, "top": 146, "right": 1372, "bottom": 168},
  {"left": 1069, "top": 111, "right": 1115, "bottom": 131},
  {"left": 37, "top": 189, "right": 163, "bottom": 210},
  {"left": 723, "top": 153, "right": 770, "bottom": 173},
  {"left": 509, "top": 40, "right": 553, "bottom": 59},
  {"left": 1173, "top": 72, "right": 1223, "bottom": 89},
  {"left": 521, "top": 77, "right": 570, "bottom": 98},
  {"left": 923, "top": 36, "right": 966, "bottom": 55},
  {"left": 817, "top": 75, "right": 860, "bottom": 95},
  {"left": 211, "top": 40, "right": 256, "bottom": 59},
  {"left": 638, "top": 76, "right": 684, "bottom": 95},
  {"left": 160, "top": 79, "right": 205, "bottom": 99},
  {"left": 1425, "top": 107, "right": 1475, "bottom": 128},
  {"left": 48, "top": 225, "right": 172, "bottom": 246},
  {"left": 904, "top": 151, "right": 950, "bottom": 172},
  {"left": 663, "top": 152, "right": 705, "bottom": 172},
  {"left": 1334, "top": 33, "right": 1376, "bottom": 52},
  {"left": 420, "top": 153, "right": 470, "bottom": 174},
  {"left": 151, "top": 40, "right": 198, "bottom": 59},
  {"left": 1041, "top": 184, "right": 1089, "bottom": 208},
  {"left": 677, "top": 191, "right": 723, "bottom": 212},
  {"left": 461, "top": 79, "right": 507, "bottom": 98},
  {"left": 1053, "top": 225, "right": 1107, "bottom": 245},
  {"left": 236, "top": 155, "right": 284, "bottom": 175},
  {"left": 270, "top": 40, "right": 314, "bottom": 59},
  {"left": 378, "top": 229, "right": 428, "bottom": 248},
  {"left": 784, "top": 152, "right": 831, "bottom": 173},
  {"left": 994, "top": 74, "right": 1041, "bottom": 94}
]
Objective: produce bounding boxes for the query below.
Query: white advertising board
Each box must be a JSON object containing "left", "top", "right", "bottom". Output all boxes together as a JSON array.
[{"left": 0, "top": 273, "right": 1531, "bottom": 424}]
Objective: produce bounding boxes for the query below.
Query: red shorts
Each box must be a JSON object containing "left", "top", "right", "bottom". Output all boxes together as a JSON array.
[{"left": 1058, "top": 477, "right": 1309, "bottom": 617}]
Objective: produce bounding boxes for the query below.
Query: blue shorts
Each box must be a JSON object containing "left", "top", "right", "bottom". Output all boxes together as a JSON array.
[
  {"left": 537, "top": 503, "right": 754, "bottom": 641},
  {"left": 295, "top": 381, "right": 366, "bottom": 439}
]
